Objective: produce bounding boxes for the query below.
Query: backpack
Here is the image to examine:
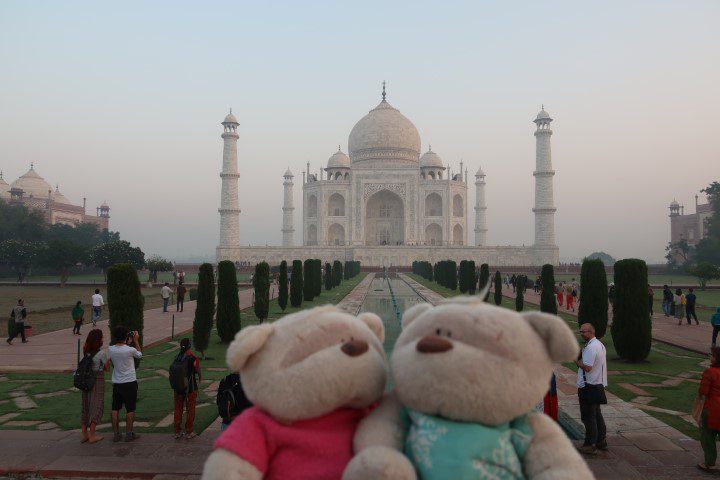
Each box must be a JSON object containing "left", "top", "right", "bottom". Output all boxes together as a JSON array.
[
  {"left": 216, "top": 373, "right": 252, "bottom": 421},
  {"left": 73, "top": 351, "right": 98, "bottom": 392},
  {"left": 169, "top": 354, "right": 190, "bottom": 393}
]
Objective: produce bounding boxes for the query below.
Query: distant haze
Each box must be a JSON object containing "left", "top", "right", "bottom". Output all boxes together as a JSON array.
[{"left": 1, "top": 1, "right": 717, "bottom": 263}]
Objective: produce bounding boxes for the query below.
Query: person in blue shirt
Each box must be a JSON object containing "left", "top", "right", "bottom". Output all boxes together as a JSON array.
[
  {"left": 686, "top": 288, "right": 699, "bottom": 325},
  {"left": 711, "top": 307, "right": 720, "bottom": 347}
]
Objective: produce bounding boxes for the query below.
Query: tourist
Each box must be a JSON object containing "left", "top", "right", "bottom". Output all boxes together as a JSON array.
[
  {"left": 108, "top": 326, "right": 142, "bottom": 442},
  {"left": 6, "top": 299, "right": 28, "bottom": 345},
  {"left": 712, "top": 308, "right": 720, "bottom": 348},
  {"left": 575, "top": 323, "right": 608, "bottom": 455},
  {"left": 172, "top": 270, "right": 177, "bottom": 285},
  {"left": 504, "top": 275, "right": 509, "bottom": 288},
  {"left": 608, "top": 283, "right": 615, "bottom": 307},
  {"left": 72, "top": 301, "right": 84, "bottom": 335},
  {"left": 176, "top": 282, "right": 187, "bottom": 312},
  {"left": 648, "top": 285, "right": 654, "bottom": 318},
  {"left": 171, "top": 338, "right": 201, "bottom": 439},
  {"left": 510, "top": 274, "right": 516, "bottom": 293},
  {"left": 662, "top": 284, "right": 672, "bottom": 316},
  {"left": 565, "top": 283, "right": 574, "bottom": 311},
  {"left": 675, "top": 288, "right": 686, "bottom": 325},
  {"left": 534, "top": 277, "right": 541, "bottom": 293},
  {"left": 217, "top": 372, "right": 253, "bottom": 432},
  {"left": 556, "top": 283, "right": 564, "bottom": 308},
  {"left": 686, "top": 288, "right": 699, "bottom": 325},
  {"left": 91, "top": 289, "right": 104, "bottom": 327},
  {"left": 697, "top": 347, "right": 720, "bottom": 472},
  {"left": 161, "top": 282, "right": 172, "bottom": 313},
  {"left": 80, "top": 329, "right": 108, "bottom": 444}
]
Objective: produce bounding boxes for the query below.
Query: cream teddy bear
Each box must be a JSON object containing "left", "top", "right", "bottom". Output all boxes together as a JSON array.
[
  {"left": 344, "top": 296, "right": 594, "bottom": 480},
  {"left": 202, "top": 305, "right": 387, "bottom": 480}
]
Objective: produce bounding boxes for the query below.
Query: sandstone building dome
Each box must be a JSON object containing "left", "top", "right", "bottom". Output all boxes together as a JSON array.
[{"left": 11, "top": 165, "right": 52, "bottom": 198}]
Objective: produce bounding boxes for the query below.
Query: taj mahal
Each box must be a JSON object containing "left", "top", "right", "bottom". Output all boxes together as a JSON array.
[{"left": 216, "top": 85, "right": 559, "bottom": 267}]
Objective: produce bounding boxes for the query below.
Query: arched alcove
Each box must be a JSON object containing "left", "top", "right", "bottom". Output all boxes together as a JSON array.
[
  {"left": 425, "top": 223, "right": 443, "bottom": 245},
  {"left": 328, "top": 193, "right": 345, "bottom": 216}
]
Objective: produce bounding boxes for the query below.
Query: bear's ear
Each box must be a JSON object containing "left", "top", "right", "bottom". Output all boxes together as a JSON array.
[
  {"left": 226, "top": 324, "right": 274, "bottom": 372},
  {"left": 358, "top": 312, "right": 384, "bottom": 342},
  {"left": 402, "top": 303, "right": 433, "bottom": 328},
  {"left": 522, "top": 311, "right": 579, "bottom": 362}
]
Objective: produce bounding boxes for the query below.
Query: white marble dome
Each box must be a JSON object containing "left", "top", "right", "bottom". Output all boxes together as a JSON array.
[
  {"left": 327, "top": 149, "right": 350, "bottom": 169},
  {"left": 52, "top": 187, "right": 72, "bottom": 205},
  {"left": 223, "top": 112, "right": 238, "bottom": 124},
  {"left": 11, "top": 166, "right": 53, "bottom": 198},
  {"left": 348, "top": 100, "right": 421, "bottom": 164},
  {"left": 419, "top": 148, "right": 444, "bottom": 169},
  {"left": 536, "top": 108, "right": 551, "bottom": 121}
]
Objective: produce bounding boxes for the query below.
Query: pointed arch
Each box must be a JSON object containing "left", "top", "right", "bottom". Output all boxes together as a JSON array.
[
  {"left": 425, "top": 223, "right": 442, "bottom": 246},
  {"left": 328, "top": 193, "right": 345, "bottom": 216},
  {"left": 453, "top": 194, "right": 464, "bottom": 217},
  {"left": 453, "top": 224, "right": 463, "bottom": 245},
  {"left": 425, "top": 193, "right": 442, "bottom": 217}
]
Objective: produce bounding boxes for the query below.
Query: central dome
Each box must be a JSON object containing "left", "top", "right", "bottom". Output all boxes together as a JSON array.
[
  {"left": 11, "top": 166, "right": 53, "bottom": 199},
  {"left": 348, "top": 99, "right": 421, "bottom": 165}
]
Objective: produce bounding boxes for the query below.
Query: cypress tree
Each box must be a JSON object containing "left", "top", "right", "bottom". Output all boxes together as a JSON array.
[
  {"left": 332, "top": 260, "right": 342, "bottom": 287},
  {"left": 448, "top": 260, "right": 458, "bottom": 290},
  {"left": 515, "top": 275, "right": 525, "bottom": 311},
  {"left": 458, "top": 261, "right": 469, "bottom": 293},
  {"left": 107, "top": 263, "right": 144, "bottom": 344},
  {"left": 611, "top": 259, "right": 651, "bottom": 362},
  {"left": 325, "top": 262, "right": 332, "bottom": 290},
  {"left": 467, "top": 261, "right": 477, "bottom": 294},
  {"left": 479, "top": 263, "right": 490, "bottom": 300},
  {"left": 216, "top": 260, "right": 241, "bottom": 342},
  {"left": 494, "top": 270, "right": 502, "bottom": 305},
  {"left": 578, "top": 258, "right": 608, "bottom": 338},
  {"left": 253, "top": 262, "right": 270, "bottom": 321},
  {"left": 290, "top": 260, "right": 303, "bottom": 307},
  {"left": 192, "top": 263, "right": 215, "bottom": 357},
  {"left": 278, "top": 260, "right": 288, "bottom": 311},
  {"left": 314, "top": 259, "right": 322, "bottom": 297},
  {"left": 540, "top": 264, "right": 558, "bottom": 314},
  {"left": 303, "top": 259, "right": 315, "bottom": 301}
]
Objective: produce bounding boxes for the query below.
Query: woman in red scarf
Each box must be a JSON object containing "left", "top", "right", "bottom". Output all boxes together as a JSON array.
[{"left": 698, "top": 346, "right": 720, "bottom": 472}]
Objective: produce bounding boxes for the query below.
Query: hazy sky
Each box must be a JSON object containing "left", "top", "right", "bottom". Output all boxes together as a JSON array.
[{"left": 1, "top": 1, "right": 718, "bottom": 263}]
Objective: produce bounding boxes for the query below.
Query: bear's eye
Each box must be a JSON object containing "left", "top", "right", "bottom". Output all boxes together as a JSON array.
[{"left": 435, "top": 328, "right": 442, "bottom": 335}]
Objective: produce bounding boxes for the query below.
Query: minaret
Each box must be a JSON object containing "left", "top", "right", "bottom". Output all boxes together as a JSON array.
[
  {"left": 218, "top": 110, "right": 241, "bottom": 248},
  {"left": 533, "top": 106, "right": 556, "bottom": 246},
  {"left": 282, "top": 169, "right": 295, "bottom": 246},
  {"left": 474, "top": 167, "right": 487, "bottom": 246}
]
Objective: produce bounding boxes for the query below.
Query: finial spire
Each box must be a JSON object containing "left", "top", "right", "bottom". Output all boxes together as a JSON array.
[
  {"left": 229, "top": 107, "right": 232, "bottom": 114},
  {"left": 338, "top": 144, "right": 341, "bottom": 151},
  {"left": 542, "top": 104, "right": 544, "bottom": 110},
  {"left": 382, "top": 80, "right": 386, "bottom": 101},
  {"left": 0, "top": 171, "right": 3, "bottom": 180},
  {"left": 56, "top": 184, "right": 59, "bottom": 192},
  {"left": 30, "top": 162, "right": 34, "bottom": 170},
  {"left": 429, "top": 144, "right": 432, "bottom": 152}
]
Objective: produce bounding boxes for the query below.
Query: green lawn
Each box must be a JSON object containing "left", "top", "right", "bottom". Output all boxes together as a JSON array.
[
  {"left": 407, "top": 273, "right": 708, "bottom": 440},
  {"left": 0, "top": 274, "right": 368, "bottom": 433}
]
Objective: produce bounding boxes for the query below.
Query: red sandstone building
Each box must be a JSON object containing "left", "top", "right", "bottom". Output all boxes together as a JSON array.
[{"left": 0, "top": 164, "right": 109, "bottom": 230}]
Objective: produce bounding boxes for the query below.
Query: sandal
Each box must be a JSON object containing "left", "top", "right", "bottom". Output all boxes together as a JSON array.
[
  {"left": 185, "top": 432, "right": 197, "bottom": 439},
  {"left": 173, "top": 433, "right": 183, "bottom": 439}
]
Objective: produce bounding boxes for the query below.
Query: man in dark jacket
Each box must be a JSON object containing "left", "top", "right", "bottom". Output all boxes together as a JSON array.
[
  {"left": 6, "top": 299, "right": 27, "bottom": 344},
  {"left": 662, "top": 285, "right": 673, "bottom": 316},
  {"left": 686, "top": 288, "right": 699, "bottom": 325}
]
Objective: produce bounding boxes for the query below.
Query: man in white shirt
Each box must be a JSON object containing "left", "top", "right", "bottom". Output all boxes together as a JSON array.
[
  {"left": 91, "top": 289, "right": 104, "bottom": 326},
  {"left": 575, "top": 323, "right": 608, "bottom": 455},
  {"left": 108, "top": 326, "right": 143, "bottom": 442},
  {"left": 160, "top": 283, "right": 172, "bottom": 313}
]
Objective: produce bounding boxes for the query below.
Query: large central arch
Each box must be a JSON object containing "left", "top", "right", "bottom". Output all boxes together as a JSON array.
[{"left": 365, "top": 189, "right": 405, "bottom": 246}]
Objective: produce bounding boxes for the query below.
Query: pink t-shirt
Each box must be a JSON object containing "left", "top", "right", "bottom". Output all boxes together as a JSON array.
[{"left": 214, "top": 406, "right": 369, "bottom": 480}]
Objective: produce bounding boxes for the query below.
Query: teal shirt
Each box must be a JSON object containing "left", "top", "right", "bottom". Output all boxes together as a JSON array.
[{"left": 401, "top": 407, "right": 533, "bottom": 480}]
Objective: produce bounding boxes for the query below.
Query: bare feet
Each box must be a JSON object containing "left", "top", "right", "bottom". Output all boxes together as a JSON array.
[
  {"left": 81, "top": 436, "right": 89, "bottom": 443},
  {"left": 89, "top": 435, "right": 104, "bottom": 443}
]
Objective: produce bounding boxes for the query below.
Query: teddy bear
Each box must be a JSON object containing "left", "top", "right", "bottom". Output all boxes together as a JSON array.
[
  {"left": 201, "top": 305, "right": 388, "bottom": 480},
  {"left": 343, "top": 295, "right": 594, "bottom": 480}
]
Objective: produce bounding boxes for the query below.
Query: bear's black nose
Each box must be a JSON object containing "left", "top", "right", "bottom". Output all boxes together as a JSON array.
[
  {"left": 341, "top": 339, "right": 368, "bottom": 357},
  {"left": 416, "top": 335, "right": 453, "bottom": 353}
]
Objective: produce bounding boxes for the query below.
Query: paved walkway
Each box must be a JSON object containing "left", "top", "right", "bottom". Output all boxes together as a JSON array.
[
  {"left": 501, "top": 285, "right": 714, "bottom": 355},
  {"left": 336, "top": 273, "right": 375, "bottom": 314},
  {"left": 404, "top": 275, "right": 714, "bottom": 479},
  {"left": 0, "top": 288, "right": 270, "bottom": 373}
]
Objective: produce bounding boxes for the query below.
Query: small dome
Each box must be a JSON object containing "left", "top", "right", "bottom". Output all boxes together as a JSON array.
[
  {"left": 283, "top": 168, "right": 293, "bottom": 177},
  {"left": 327, "top": 149, "right": 350, "bottom": 169},
  {"left": 475, "top": 166, "right": 485, "bottom": 177},
  {"left": 52, "top": 187, "right": 72, "bottom": 205},
  {"left": 222, "top": 112, "right": 238, "bottom": 124},
  {"left": 10, "top": 165, "right": 53, "bottom": 198},
  {"left": 535, "top": 108, "right": 551, "bottom": 121},
  {"left": 419, "top": 148, "right": 444, "bottom": 169},
  {"left": 670, "top": 200, "right": 680, "bottom": 208}
]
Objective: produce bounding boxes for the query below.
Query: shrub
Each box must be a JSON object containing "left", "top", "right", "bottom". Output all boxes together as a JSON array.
[
  {"left": 192, "top": 263, "right": 215, "bottom": 357},
  {"left": 332, "top": 260, "right": 343, "bottom": 287},
  {"left": 290, "top": 260, "right": 303, "bottom": 307},
  {"left": 466, "top": 261, "right": 476, "bottom": 294},
  {"left": 515, "top": 276, "right": 525, "bottom": 311},
  {"left": 578, "top": 258, "right": 608, "bottom": 338},
  {"left": 611, "top": 259, "right": 651, "bottom": 362},
  {"left": 494, "top": 271, "right": 502, "bottom": 305},
  {"left": 216, "top": 260, "right": 241, "bottom": 342},
  {"left": 107, "top": 263, "right": 144, "bottom": 345},
  {"left": 278, "top": 261, "right": 288, "bottom": 311},
  {"left": 540, "top": 264, "right": 557, "bottom": 314},
  {"left": 314, "top": 259, "right": 322, "bottom": 297},
  {"left": 253, "top": 262, "right": 270, "bottom": 321},
  {"left": 479, "top": 263, "right": 490, "bottom": 300},
  {"left": 303, "top": 259, "right": 315, "bottom": 301},
  {"left": 325, "top": 262, "right": 332, "bottom": 290},
  {"left": 458, "top": 260, "right": 469, "bottom": 294}
]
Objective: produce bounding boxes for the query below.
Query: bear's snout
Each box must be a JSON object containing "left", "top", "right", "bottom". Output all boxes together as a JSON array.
[
  {"left": 416, "top": 335, "right": 453, "bottom": 353},
  {"left": 341, "top": 339, "right": 369, "bottom": 357}
]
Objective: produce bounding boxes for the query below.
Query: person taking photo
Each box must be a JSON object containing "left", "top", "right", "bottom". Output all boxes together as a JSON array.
[{"left": 108, "top": 326, "right": 142, "bottom": 442}]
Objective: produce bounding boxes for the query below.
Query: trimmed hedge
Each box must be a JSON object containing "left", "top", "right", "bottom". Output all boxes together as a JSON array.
[
  {"left": 278, "top": 260, "right": 288, "bottom": 311},
  {"left": 540, "top": 264, "right": 557, "bottom": 314},
  {"left": 216, "top": 260, "right": 241, "bottom": 342},
  {"left": 611, "top": 259, "right": 651, "bottom": 362},
  {"left": 479, "top": 263, "right": 490, "bottom": 301},
  {"left": 493, "top": 271, "right": 502, "bottom": 305},
  {"left": 290, "top": 260, "right": 303, "bottom": 307},
  {"left": 253, "top": 262, "right": 270, "bottom": 321},
  {"left": 515, "top": 275, "right": 525, "bottom": 311},
  {"left": 107, "top": 263, "right": 144, "bottom": 345},
  {"left": 325, "top": 262, "right": 333, "bottom": 290},
  {"left": 578, "top": 258, "right": 608, "bottom": 339},
  {"left": 192, "top": 263, "right": 215, "bottom": 356},
  {"left": 303, "top": 259, "right": 315, "bottom": 301}
]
